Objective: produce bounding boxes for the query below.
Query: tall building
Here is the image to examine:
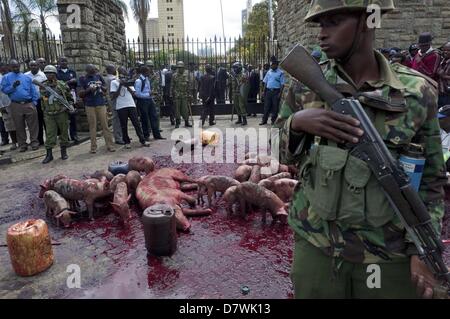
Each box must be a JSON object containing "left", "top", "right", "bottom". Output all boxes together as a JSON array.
[
  {"left": 158, "top": 0, "right": 185, "bottom": 40},
  {"left": 138, "top": 0, "right": 185, "bottom": 41},
  {"left": 242, "top": 0, "right": 253, "bottom": 36}
]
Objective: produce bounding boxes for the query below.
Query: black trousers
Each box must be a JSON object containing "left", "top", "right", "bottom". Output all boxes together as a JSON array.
[
  {"left": 216, "top": 83, "right": 226, "bottom": 104},
  {"left": 136, "top": 98, "right": 161, "bottom": 139},
  {"left": 36, "top": 100, "right": 45, "bottom": 144},
  {"left": 201, "top": 98, "right": 215, "bottom": 124},
  {"left": 117, "top": 107, "right": 145, "bottom": 144},
  {"left": 262, "top": 89, "right": 281, "bottom": 124},
  {"left": 69, "top": 113, "right": 78, "bottom": 139},
  {"left": 0, "top": 117, "right": 9, "bottom": 144},
  {"left": 164, "top": 95, "right": 175, "bottom": 122}
]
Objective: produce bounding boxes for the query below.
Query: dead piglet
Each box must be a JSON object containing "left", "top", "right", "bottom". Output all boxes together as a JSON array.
[
  {"left": 43, "top": 190, "right": 78, "bottom": 226},
  {"left": 234, "top": 182, "right": 288, "bottom": 224},
  {"left": 273, "top": 179, "right": 299, "bottom": 203},
  {"left": 197, "top": 176, "right": 240, "bottom": 207},
  {"left": 112, "top": 182, "right": 132, "bottom": 226},
  {"left": 149, "top": 168, "right": 196, "bottom": 184},
  {"left": 234, "top": 165, "right": 253, "bottom": 183},
  {"left": 91, "top": 170, "right": 114, "bottom": 182},
  {"left": 110, "top": 174, "right": 127, "bottom": 192},
  {"left": 54, "top": 179, "right": 112, "bottom": 221},
  {"left": 128, "top": 156, "right": 155, "bottom": 175},
  {"left": 181, "top": 183, "right": 198, "bottom": 192},
  {"left": 39, "top": 175, "right": 68, "bottom": 198}
]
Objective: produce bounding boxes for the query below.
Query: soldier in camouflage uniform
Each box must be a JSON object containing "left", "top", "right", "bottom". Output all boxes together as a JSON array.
[
  {"left": 171, "top": 61, "right": 192, "bottom": 128},
  {"left": 275, "top": 0, "right": 447, "bottom": 299},
  {"left": 231, "top": 62, "right": 249, "bottom": 126},
  {"left": 146, "top": 60, "right": 163, "bottom": 132},
  {"left": 40, "top": 65, "right": 73, "bottom": 164}
]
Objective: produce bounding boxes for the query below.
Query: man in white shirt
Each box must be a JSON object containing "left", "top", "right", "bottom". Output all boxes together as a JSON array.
[
  {"left": 25, "top": 60, "right": 47, "bottom": 145},
  {"left": 105, "top": 64, "right": 124, "bottom": 145},
  {"left": 110, "top": 66, "right": 150, "bottom": 149}
]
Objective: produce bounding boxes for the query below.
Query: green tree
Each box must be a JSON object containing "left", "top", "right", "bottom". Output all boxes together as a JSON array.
[
  {"left": 12, "top": 0, "right": 58, "bottom": 60},
  {"left": 130, "top": 0, "right": 151, "bottom": 61}
]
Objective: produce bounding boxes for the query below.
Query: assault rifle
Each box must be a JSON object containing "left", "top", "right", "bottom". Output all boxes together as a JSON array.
[
  {"left": 33, "top": 80, "right": 76, "bottom": 114},
  {"left": 280, "top": 44, "right": 450, "bottom": 298}
]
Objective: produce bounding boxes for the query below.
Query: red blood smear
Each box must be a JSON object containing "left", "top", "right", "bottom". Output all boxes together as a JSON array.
[{"left": 63, "top": 155, "right": 294, "bottom": 299}]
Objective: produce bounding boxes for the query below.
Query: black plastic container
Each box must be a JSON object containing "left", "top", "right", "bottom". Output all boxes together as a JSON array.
[{"left": 142, "top": 204, "right": 177, "bottom": 257}]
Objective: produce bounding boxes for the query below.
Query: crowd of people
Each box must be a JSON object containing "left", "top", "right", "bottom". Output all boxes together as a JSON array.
[{"left": 0, "top": 30, "right": 448, "bottom": 165}]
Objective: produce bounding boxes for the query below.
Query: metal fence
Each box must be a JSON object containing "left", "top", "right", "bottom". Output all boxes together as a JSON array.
[
  {"left": 0, "top": 34, "right": 64, "bottom": 66},
  {"left": 125, "top": 36, "right": 281, "bottom": 71}
]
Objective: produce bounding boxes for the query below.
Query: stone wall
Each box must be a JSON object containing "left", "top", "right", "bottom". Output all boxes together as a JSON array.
[
  {"left": 275, "top": 0, "right": 450, "bottom": 55},
  {"left": 57, "top": 0, "right": 127, "bottom": 75}
]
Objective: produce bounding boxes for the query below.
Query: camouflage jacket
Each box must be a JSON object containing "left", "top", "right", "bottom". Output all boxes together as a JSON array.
[
  {"left": 40, "top": 80, "right": 73, "bottom": 115},
  {"left": 275, "top": 51, "right": 447, "bottom": 264},
  {"left": 171, "top": 70, "right": 190, "bottom": 99},
  {"left": 149, "top": 71, "right": 162, "bottom": 102},
  {"left": 231, "top": 72, "right": 249, "bottom": 97}
]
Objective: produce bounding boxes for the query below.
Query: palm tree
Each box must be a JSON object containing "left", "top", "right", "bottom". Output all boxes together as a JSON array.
[
  {"left": 0, "top": 0, "right": 16, "bottom": 58},
  {"left": 130, "top": 0, "right": 151, "bottom": 61},
  {"left": 112, "top": 0, "right": 129, "bottom": 20}
]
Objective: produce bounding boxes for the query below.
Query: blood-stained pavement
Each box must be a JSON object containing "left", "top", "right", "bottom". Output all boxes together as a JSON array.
[{"left": 0, "top": 117, "right": 448, "bottom": 299}]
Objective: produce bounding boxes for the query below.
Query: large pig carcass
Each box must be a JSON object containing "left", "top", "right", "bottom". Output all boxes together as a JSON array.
[{"left": 136, "top": 168, "right": 212, "bottom": 231}]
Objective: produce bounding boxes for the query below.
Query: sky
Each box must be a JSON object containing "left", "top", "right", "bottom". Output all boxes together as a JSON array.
[{"left": 48, "top": 0, "right": 263, "bottom": 40}]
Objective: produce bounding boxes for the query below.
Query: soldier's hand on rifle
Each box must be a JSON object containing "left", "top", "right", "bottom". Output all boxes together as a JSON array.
[
  {"left": 291, "top": 108, "right": 364, "bottom": 144},
  {"left": 411, "top": 255, "right": 440, "bottom": 299}
]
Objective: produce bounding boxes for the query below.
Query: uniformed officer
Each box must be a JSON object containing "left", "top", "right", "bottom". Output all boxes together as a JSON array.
[
  {"left": 276, "top": 0, "right": 447, "bottom": 299},
  {"left": 231, "top": 62, "right": 249, "bottom": 126},
  {"left": 171, "top": 61, "right": 192, "bottom": 128},
  {"left": 40, "top": 65, "right": 73, "bottom": 164}
]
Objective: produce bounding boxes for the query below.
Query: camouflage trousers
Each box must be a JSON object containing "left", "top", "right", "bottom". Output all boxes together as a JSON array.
[
  {"left": 153, "top": 97, "right": 162, "bottom": 130},
  {"left": 291, "top": 236, "right": 417, "bottom": 299},
  {"left": 174, "top": 96, "right": 190, "bottom": 123},
  {"left": 233, "top": 94, "right": 247, "bottom": 116},
  {"left": 44, "top": 112, "right": 69, "bottom": 149}
]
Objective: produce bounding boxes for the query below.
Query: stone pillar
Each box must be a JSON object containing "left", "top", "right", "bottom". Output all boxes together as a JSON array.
[
  {"left": 57, "top": 0, "right": 127, "bottom": 74},
  {"left": 57, "top": 0, "right": 127, "bottom": 132}
]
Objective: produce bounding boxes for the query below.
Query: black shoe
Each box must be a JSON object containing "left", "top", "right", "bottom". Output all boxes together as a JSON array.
[
  {"left": 115, "top": 141, "right": 126, "bottom": 145},
  {"left": 185, "top": 121, "right": 193, "bottom": 128},
  {"left": 154, "top": 136, "right": 166, "bottom": 140},
  {"left": 144, "top": 137, "right": 150, "bottom": 142},
  {"left": 19, "top": 146, "right": 28, "bottom": 153},
  {"left": 42, "top": 149, "right": 53, "bottom": 164},
  {"left": 259, "top": 122, "right": 268, "bottom": 126},
  {"left": 72, "top": 137, "right": 80, "bottom": 145},
  {"left": 175, "top": 120, "right": 181, "bottom": 128},
  {"left": 235, "top": 116, "right": 242, "bottom": 125},
  {"left": 61, "top": 147, "right": 68, "bottom": 160},
  {"left": 170, "top": 120, "right": 176, "bottom": 126},
  {"left": 201, "top": 119, "right": 206, "bottom": 127},
  {"left": 1, "top": 141, "right": 9, "bottom": 146},
  {"left": 159, "top": 130, "right": 163, "bottom": 133},
  {"left": 242, "top": 117, "right": 248, "bottom": 126},
  {"left": 209, "top": 121, "right": 216, "bottom": 126}
]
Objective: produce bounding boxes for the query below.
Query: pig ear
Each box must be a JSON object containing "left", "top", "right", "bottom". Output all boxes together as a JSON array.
[{"left": 127, "top": 195, "right": 132, "bottom": 202}]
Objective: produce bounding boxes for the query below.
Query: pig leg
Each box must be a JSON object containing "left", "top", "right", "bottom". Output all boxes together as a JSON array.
[
  {"left": 85, "top": 200, "right": 95, "bottom": 221},
  {"left": 207, "top": 187, "right": 214, "bottom": 208},
  {"left": 239, "top": 198, "right": 247, "bottom": 220},
  {"left": 181, "top": 183, "right": 198, "bottom": 192},
  {"left": 182, "top": 207, "right": 213, "bottom": 217}
]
